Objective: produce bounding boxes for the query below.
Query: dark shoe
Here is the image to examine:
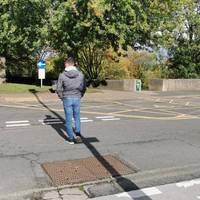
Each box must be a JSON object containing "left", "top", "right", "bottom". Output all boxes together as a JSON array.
[
  {"left": 75, "top": 136, "right": 83, "bottom": 143},
  {"left": 67, "top": 138, "right": 75, "bottom": 144},
  {"left": 75, "top": 132, "right": 82, "bottom": 137}
]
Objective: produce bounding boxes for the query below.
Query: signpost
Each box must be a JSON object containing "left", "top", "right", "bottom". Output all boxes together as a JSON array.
[{"left": 37, "top": 60, "right": 46, "bottom": 88}]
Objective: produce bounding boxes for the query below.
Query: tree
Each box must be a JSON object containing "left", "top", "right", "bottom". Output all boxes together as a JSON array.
[
  {"left": 0, "top": 0, "right": 50, "bottom": 77},
  {"left": 141, "top": 0, "right": 200, "bottom": 78},
  {"left": 77, "top": 42, "right": 105, "bottom": 82},
  {"left": 166, "top": 0, "right": 200, "bottom": 78},
  {"left": 49, "top": 0, "right": 150, "bottom": 81}
]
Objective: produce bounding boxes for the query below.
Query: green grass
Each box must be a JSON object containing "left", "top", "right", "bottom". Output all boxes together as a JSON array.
[
  {"left": 0, "top": 83, "right": 102, "bottom": 93},
  {"left": 0, "top": 83, "right": 51, "bottom": 93}
]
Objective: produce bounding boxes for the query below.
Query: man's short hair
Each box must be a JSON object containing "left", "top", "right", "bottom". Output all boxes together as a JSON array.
[{"left": 65, "top": 57, "right": 75, "bottom": 65}]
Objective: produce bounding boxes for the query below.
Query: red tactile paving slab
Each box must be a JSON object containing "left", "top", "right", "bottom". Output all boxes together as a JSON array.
[{"left": 42, "top": 155, "right": 136, "bottom": 186}]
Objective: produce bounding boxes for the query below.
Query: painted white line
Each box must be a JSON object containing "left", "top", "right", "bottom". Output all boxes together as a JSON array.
[
  {"left": 116, "top": 187, "right": 162, "bottom": 199},
  {"left": 176, "top": 114, "right": 186, "bottom": 118},
  {"left": 80, "top": 117, "right": 89, "bottom": 120},
  {"left": 102, "top": 118, "right": 120, "bottom": 121},
  {"left": 169, "top": 100, "right": 174, "bottom": 103},
  {"left": 6, "top": 124, "right": 30, "bottom": 127},
  {"left": 197, "top": 196, "right": 200, "bottom": 199},
  {"left": 96, "top": 116, "right": 114, "bottom": 119},
  {"left": 6, "top": 120, "right": 29, "bottom": 124},
  {"left": 176, "top": 179, "right": 200, "bottom": 188},
  {"left": 42, "top": 121, "right": 63, "bottom": 125},
  {"left": 185, "top": 102, "right": 190, "bottom": 106},
  {"left": 81, "top": 120, "right": 93, "bottom": 123},
  {"left": 39, "top": 119, "right": 61, "bottom": 122}
]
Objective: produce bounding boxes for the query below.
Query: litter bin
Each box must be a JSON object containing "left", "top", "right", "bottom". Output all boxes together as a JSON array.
[{"left": 134, "top": 79, "right": 142, "bottom": 91}]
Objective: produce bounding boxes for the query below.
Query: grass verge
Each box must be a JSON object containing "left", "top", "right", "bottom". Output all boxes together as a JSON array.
[
  {"left": 0, "top": 83, "right": 51, "bottom": 93},
  {"left": 0, "top": 83, "right": 101, "bottom": 93}
]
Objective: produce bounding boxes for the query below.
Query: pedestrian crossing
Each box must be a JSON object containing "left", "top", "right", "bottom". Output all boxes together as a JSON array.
[
  {"left": 5, "top": 120, "right": 30, "bottom": 127},
  {"left": 3, "top": 115, "right": 121, "bottom": 128}
]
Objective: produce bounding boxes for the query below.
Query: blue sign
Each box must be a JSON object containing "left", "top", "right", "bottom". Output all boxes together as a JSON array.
[{"left": 37, "top": 60, "right": 46, "bottom": 69}]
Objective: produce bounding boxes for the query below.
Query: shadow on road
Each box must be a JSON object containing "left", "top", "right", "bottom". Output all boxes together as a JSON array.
[{"left": 29, "top": 89, "right": 153, "bottom": 200}]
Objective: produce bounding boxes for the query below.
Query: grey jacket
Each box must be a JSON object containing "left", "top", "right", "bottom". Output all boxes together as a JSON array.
[{"left": 56, "top": 67, "right": 86, "bottom": 99}]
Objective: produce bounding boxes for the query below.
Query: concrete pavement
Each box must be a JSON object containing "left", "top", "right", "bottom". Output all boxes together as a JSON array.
[{"left": 0, "top": 89, "right": 156, "bottom": 103}]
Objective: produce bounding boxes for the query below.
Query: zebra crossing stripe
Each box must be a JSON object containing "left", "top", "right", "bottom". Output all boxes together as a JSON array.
[
  {"left": 5, "top": 120, "right": 30, "bottom": 127},
  {"left": 81, "top": 120, "right": 93, "bottom": 123},
  {"left": 6, "top": 120, "right": 29, "bottom": 124},
  {"left": 115, "top": 187, "right": 162, "bottom": 199},
  {"left": 102, "top": 118, "right": 120, "bottom": 121},
  {"left": 6, "top": 124, "right": 30, "bottom": 127},
  {"left": 39, "top": 118, "right": 61, "bottom": 122},
  {"left": 42, "top": 122, "right": 63, "bottom": 125},
  {"left": 5, "top": 115, "right": 121, "bottom": 128},
  {"left": 176, "top": 179, "right": 200, "bottom": 188},
  {"left": 96, "top": 116, "right": 115, "bottom": 119}
]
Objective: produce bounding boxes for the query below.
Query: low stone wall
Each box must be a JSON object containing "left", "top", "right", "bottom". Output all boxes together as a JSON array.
[
  {"left": 104, "top": 79, "right": 141, "bottom": 91},
  {"left": 0, "top": 57, "right": 6, "bottom": 84},
  {"left": 149, "top": 79, "right": 200, "bottom": 91}
]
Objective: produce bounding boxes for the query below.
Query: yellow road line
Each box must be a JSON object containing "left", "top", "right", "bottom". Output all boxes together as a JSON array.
[
  {"left": 113, "top": 101, "right": 183, "bottom": 115},
  {"left": 0, "top": 103, "right": 199, "bottom": 121},
  {"left": 110, "top": 109, "right": 178, "bottom": 116}
]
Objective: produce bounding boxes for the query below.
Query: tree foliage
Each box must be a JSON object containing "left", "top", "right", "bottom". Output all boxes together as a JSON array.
[
  {"left": 49, "top": 0, "right": 152, "bottom": 80},
  {"left": 166, "top": 0, "right": 200, "bottom": 78},
  {"left": 49, "top": 0, "right": 147, "bottom": 54},
  {"left": 0, "top": 0, "right": 200, "bottom": 81},
  {"left": 0, "top": 0, "right": 50, "bottom": 76}
]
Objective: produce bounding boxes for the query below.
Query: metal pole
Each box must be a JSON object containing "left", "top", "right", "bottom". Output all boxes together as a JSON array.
[{"left": 41, "top": 79, "right": 43, "bottom": 88}]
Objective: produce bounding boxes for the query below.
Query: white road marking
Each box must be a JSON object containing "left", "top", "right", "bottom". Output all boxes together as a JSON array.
[
  {"left": 176, "top": 179, "right": 200, "bottom": 188},
  {"left": 39, "top": 119, "right": 61, "bottom": 122},
  {"left": 6, "top": 120, "right": 29, "bottom": 124},
  {"left": 6, "top": 124, "right": 30, "bottom": 127},
  {"left": 42, "top": 122, "right": 63, "bottom": 125},
  {"left": 96, "top": 116, "right": 115, "bottom": 119},
  {"left": 185, "top": 102, "right": 190, "bottom": 106},
  {"left": 154, "top": 104, "right": 175, "bottom": 108},
  {"left": 197, "top": 196, "right": 200, "bottom": 199},
  {"left": 169, "top": 100, "right": 174, "bottom": 103},
  {"left": 81, "top": 120, "right": 93, "bottom": 123},
  {"left": 116, "top": 187, "right": 162, "bottom": 199},
  {"left": 102, "top": 118, "right": 120, "bottom": 121},
  {"left": 80, "top": 117, "right": 89, "bottom": 120}
]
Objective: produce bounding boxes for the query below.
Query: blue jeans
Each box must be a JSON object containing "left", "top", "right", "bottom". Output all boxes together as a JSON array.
[{"left": 63, "top": 97, "right": 81, "bottom": 140}]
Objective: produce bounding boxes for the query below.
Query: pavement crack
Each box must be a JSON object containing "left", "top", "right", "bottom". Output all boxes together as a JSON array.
[
  {"left": 175, "top": 138, "right": 200, "bottom": 149},
  {"left": 114, "top": 138, "right": 171, "bottom": 146}
]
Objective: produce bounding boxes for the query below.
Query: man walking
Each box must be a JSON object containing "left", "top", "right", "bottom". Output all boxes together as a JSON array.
[{"left": 56, "top": 57, "right": 86, "bottom": 144}]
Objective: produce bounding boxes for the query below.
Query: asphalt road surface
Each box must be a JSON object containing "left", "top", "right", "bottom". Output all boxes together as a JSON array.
[
  {"left": 92, "top": 178, "right": 200, "bottom": 200},
  {"left": 0, "top": 91, "right": 200, "bottom": 199}
]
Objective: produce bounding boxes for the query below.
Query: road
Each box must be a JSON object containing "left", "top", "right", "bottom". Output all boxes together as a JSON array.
[
  {"left": 92, "top": 178, "right": 200, "bottom": 200},
  {"left": 0, "top": 91, "right": 200, "bottom": 199}
]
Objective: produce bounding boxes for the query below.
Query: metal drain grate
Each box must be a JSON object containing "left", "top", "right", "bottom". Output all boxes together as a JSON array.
[{"left": 42, "top": 155, "right": 136, "bottom": 186}]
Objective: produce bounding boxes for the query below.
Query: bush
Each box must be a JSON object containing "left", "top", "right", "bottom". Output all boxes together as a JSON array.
[
  {"left": 46, "top": 55, "right": 66, "bottom": 80},
  {"left": 102, "top": 48, "right": 130, "bottom": 80},
  {"left": 103, "top": 62, "right": 129, "bottom": 80}
]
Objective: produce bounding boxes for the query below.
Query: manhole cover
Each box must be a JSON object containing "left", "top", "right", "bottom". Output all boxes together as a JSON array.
[{"left": 42, "top": 155, "right": 136, "bottom": 186}]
